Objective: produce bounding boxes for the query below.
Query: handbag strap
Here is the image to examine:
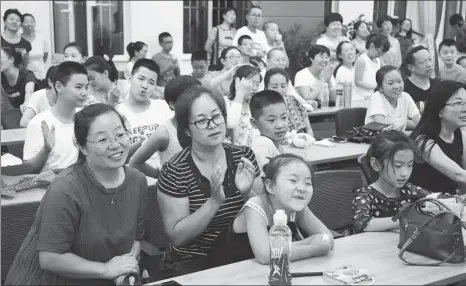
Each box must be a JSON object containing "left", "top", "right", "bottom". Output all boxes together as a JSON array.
[{"left": 398, "top": 210, "right": 466, "bottom": 266}]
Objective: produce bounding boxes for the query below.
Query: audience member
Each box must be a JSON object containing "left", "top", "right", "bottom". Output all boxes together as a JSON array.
[
  {"left": 125, "top": 41, "right": 148, "bottom": 80},
  {"left": 1, "top": 9, "right": 31, "bottom": 67},
  {"left": 233, "top": 6, "right": 268, "bottom": 60},
  {"left": 264, "top": 68, "right": 313, "bottom": 136},
  {"left": 226, "top": 65, "right": 262, "bottom": 146},
  {"left": 351, "top": 20, "right": 370, "bottom": 54},
  {"left": 334, "top": 41, "right": 356, "bottom": 85},
  {"left": 365, "top": 66, "right": 420, "bottom": 131},
  {"left": 130, "top": 75, "right": 200, "bottom": 178},
  {"left": 156, "top": 85, "right": 261, "bottom": 277},
  {"left": 23, "top": 61, "right": 88, "bottom": 172},
  {"left": 409, "top": 80, "right": 466, "bottom": 194},
  {"left": 191, "top": 50, "right": 211, "bottom": 83},
  {"left": 377, "top": 16, "right": 402, "bottom": 68},
  {"left": 353, "top": 130, "right": 429, "bottom": 234},
  {"left": 84, "top": 55, "right": 128, "bottom": 106},
  {"left": 151, "top": 32, "right": 181, "bottom": 87},
  {"left": 449, "top": 13, "right": 465, "bottom": 56},
  {"left": 403, "top": 45, "right": 437, "bottom": 112},
  {"left": 5, "top": 104, "right": 146, "bottom": 285},
  {"left": 208, "top": 46, "right": 243, "bottom": 97},
  {"left": 395, "top": 19, "right": 423, "bottom": 62},
  {"left": 457, "top": 56, "right": 466, "bottom": 70},
  {"left": 116, "top": 59, "right": 173, "bottom": 169},
  {"left": 205, "top": 7, "right": 237, "bottom": 68},
  {"left": 438, "top": 39, "right": 466, "bottom": 83},
  {"left": 63, "top": 42, "right": 86, "bottom": 64},
  {"left": 21, "top": 13, "right": 48, "bottom": 80},
  {"left": 20, "top": 65, "right": 58, "bottom": 127},
  {"left": 294, "top": 45, "right": 336, "bottom": 102},
  {"left": 237, "top": 34, "right": 264, "bottom": 69},
  {"left": 353, "top": 34, "right": 389, "bottom": 101},
  {"left": 263, "top": 21, "right": 288, "bottom": 62},
  {"left": 316, "top": 13, "right": 350, "bottom": 61}
]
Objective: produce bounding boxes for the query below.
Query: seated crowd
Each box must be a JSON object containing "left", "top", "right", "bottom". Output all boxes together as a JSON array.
[{"left": 2, "top": 6, "right": 466, "bottom": 285}]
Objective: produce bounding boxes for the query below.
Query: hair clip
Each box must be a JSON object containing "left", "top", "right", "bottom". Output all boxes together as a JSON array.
[{"left": 103, "top": 54, "right": 110, "bottom": 61}]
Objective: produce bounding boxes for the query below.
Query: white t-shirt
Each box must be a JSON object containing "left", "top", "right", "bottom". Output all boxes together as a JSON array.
[
  {"left": 294, "top": 68, "right": 336, "bottom": 100},
  {"left": 23, "top": 109, "right": 78, "bottom": 171},
  {"left": 25, "top": 89, "right": 52, "bottom": 115},
  {"left": 316, "top": 35, "right": 350, "bottom": 54},
  {"left": 365, "top": 91, "right": 420, "bottom": 131},
  {"left": 335, "top": 65, "right": 354, "bottom": 85},
  {"left": 116, "top": 99, "right": 173, "bottom": 168},
  {"left": 233, "top": 26, "right": 269, "bottom": 58},
  {"left": 25, "top": 33, "right": 48, "bottom": 80},
  {"left": 124, "top": 61, "right": 134, "bottom": 80},
  {"left": 251, "top": 135, "right": 282, "bottom": 177}
]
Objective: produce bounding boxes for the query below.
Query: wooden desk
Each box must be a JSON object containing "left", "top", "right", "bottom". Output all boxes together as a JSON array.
[
  {"left": 148, "top": 232, "right": 466, "bottom": 286},
  {"left": 282, "top": 142, "right": 369, "bottom": 165},
  {"left": 1, "top": 129, "right": 26, "bottom": 146},
  {"left": 308, "top": 101, "right": 370, "bottom": 117}
]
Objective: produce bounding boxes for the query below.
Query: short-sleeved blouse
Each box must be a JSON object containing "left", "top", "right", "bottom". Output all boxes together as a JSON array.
[
  {"left": 1, "top": 68, "right": 37, "bottom": 108},
  {"left": 352, "top": 183, "right": 429, "bottom": 233},
  {"left": 5, "top": 163, "right": 148, "bottom": 285},
  {"left": 156, "top": 143, "right": 260, "bottom": 270}
]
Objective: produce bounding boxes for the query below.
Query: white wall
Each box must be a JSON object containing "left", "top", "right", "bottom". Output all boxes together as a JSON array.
[
  {"left": 337, "top": 1, "right": 374, "bottom": 24},
  {"left": 1, "top": 1, "right": 53, "bottom": 69}
]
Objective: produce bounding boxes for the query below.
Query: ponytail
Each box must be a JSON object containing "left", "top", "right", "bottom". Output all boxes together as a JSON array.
[{"left": 84, "top": 55, "right": 119, "bottom": 82}]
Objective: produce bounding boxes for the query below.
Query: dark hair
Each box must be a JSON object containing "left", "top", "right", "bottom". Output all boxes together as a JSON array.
[
  {"left": 366, "top": 130, "right": 417, "bottom": 180},
  {"left": 352, "top": 20, "right": 368, "bottom": 40},
  {"left": 264, "top": 67, "right": 289, "bottom": 88},
  {"left": 45, "top": 65, "right": 58, "bottom": 88},
  {"left": 376, "top": 15, "right": 393, "bottom": 28},
  {"left": 22, "top": 13, "right": 34, "bottom": 21},
  {"left": 449, "top": 14, "right": 464, "bottom": 27},
  {"left": 248, "top": 5, "right": 262, "bottom": 14},
  {"left": 164, "top": 75, "right": 201, "bottom": 107},
  {"left": 410, "top": 80, "right": 465, "bottom": 159},
  {"left": 191, "top": 50, "right": 208, "bottom": 62},
  {"left": 222, "top": 7, "right": 236, "bottom": 16},
  {"left": 229, "top": 65, "right": 262, "bottom": 100},
  {"left": 375, "top": 65, "right": 400, "bottom": 91},
  {"left": 263, "top": 153, "right": 314, "bottom": 185},
  {"left": 405, "top": 45, "right": 429, "bottom": 66},
  {"left": 398, "top": 18, "right": 423, "bottom": 39},
  {"left": 63, "top": 42, "right": 86, "bottom": 56},
  {"left": 53, "top": 61, "right": 87, "bottom": 93},
  {"left": 3, "top": 9, "right": 23, "bottom": 23},
  {"left": 307, "top": 44, "right": 331, "bottom": 63},
  {"left": 1, "top": 46, "right": 22, "bottom": 68},
  {"left": 126, "top": 41, "right": 147, "bottom": 59},
  {"left": 439, "top": 39, "right": 457, "bottom": 51},
  {"left": 238, "top": 34, "right": 252, "bottom": 46},
  {"left": 457, "top": 56, "right": 466, "bottom": 65},
  {"left": 131, "top": 58, "right": 160, "bottom": 77},
  {"left": 249, "top": 89, "right": 285, "bottom": 120},
  {"left": 333, "top": 41, "right": 354, "bottom": 77},
  {"left": 84, "top": 55, "right": 119, "bottom": 82},
  {"left": 263, "top": 21, "right": 277, "bottom": 31},
  {"left": 324, "top": 13, "right": 343, "bottom": 27},
  {"left": 159, "top": 32, "right": 172, "bottom": 43},
  {"left": 74, "top": 103, "right": 128, "bottom": 162},
  {"left": 216, "top": 46, "right": 241, "bottom": 71},
  {"left": 365, "top": 33, "right": 390, "bottom": 52},
  {"left": 175, "top": 86, "right": 227, "bottom": 148}
]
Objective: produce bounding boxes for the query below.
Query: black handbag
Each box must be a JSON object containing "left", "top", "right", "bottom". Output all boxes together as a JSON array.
[
  {"left": 346, "top": 122, "right": 391, "bottom": 144},
  {"left": 392, "top": 198, "right": 466, "bottom": 266}
]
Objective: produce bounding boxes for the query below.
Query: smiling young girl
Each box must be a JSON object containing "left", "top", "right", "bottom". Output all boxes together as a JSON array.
[
  {"left": 334, "top": 41, "right": 356, "bottom": 85},
  {"left": 353, "top": 130, "right": 429, "bottom": 234},
  {"left": 365, "top": 65, "right": 421, "bottom": 131}
]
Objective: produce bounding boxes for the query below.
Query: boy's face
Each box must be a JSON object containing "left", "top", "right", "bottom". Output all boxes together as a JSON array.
[
  {"left": 265, "top": 23, "right": 279, "bottom": 41},
  {"left": 161, "top": 36, "right": 173, "bottom": 53},
  {"left": 267, "top": 50, "right": 287, "bottom": 69},
  {"left": 439, "top": 45, "right": 457, "bottom": 65},
  {"left": 130, "top": 66, "right": 158, "bottom": 103},
  {"left": 239, "top": 38, "right": 255, "bottom": 57},
  {"left": 192, "top": 60, "right": 208, "bottom": 79},
  {"left": 253, "top": 102, "right": 288, "bottom": 143},
  {"left": 458, "top": 58, "right": 466, "bottom": 70},
  {"left": 56, "top": 73, "right": 89, "bottom": 108}
]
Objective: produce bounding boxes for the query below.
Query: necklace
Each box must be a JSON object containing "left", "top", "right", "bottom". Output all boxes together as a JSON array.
[{"left": 109, "top": 170, "right": 122, "bottom": 205}]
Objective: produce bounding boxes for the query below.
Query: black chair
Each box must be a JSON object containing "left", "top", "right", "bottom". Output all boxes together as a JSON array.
[
  {"left": 308, "top": 170, "right": 365, "bottom": 236},
  {"left": 1, "top": 201, "right": 40, "bottom": 283},
  {"left": 335, "top": 107, "right": 367, "bottom": 137},
  {"left": 358, "top": 154, "right": 377, "bottom": 184}
]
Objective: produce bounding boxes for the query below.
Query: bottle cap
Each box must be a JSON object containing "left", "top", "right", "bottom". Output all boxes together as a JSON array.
[{"left": 273, "top": 209, "right": 287, "bottom": 225}]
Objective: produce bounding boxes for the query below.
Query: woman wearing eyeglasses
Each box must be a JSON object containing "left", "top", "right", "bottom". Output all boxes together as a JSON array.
[
  {"left": 6, "top": 103, "right": 147, "bottom": 285},
  {"left": 409, "top": 80, "right": 466, "bottom": 195},
  {"left": 156, "top": 85, "right": 261, "bottom": 278}
]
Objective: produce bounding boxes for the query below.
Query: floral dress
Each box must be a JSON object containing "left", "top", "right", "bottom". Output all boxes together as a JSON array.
[
  {"left": 284, "top": 96, "right": 307, "bottom": 133},
  {"left": 231, "top": 108, "right": 256, "bottom": 147},
  {"left": 352, "top": 183, "right": 429, "bottom": 233}
]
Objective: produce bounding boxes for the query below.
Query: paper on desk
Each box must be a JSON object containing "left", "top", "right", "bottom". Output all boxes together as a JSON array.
[
  {"left": 1, "top": 153, "right": 22, "bottom": 167},
  {"left": 314, "top": 139, "right": 335, "bottom": 147}
]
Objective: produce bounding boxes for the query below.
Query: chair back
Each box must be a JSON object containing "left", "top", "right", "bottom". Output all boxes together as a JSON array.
[
  {"left": 335, "top": 107, "right": 367, "bottom": 137},
  {"left": 144, "top": 185, "right": 170, "bottom": 252},
  {"left": 1, "top": 202, "right": 40, "bottom": 282},
  {"left": 309, "top": 170, "right": 365, "bottom": 232},
  {"left": 358, "top": 154, "right": 378, "bottom": 184}
]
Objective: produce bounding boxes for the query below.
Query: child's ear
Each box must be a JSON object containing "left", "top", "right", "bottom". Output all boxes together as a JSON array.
[
  {"left": 369, "top": 157, "right": 382, "bottom": 172},
  {"left": 264, "top": 179, "right": 275, "bottom": 195},
  {"left": 250, "top": 117, "right": 258, "bottom": 129},
  {"left": 54, "top": 81, "right": 63, "bottom": 93}
]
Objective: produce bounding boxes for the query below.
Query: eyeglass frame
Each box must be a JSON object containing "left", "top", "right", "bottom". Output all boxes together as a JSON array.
[
  {"left": 189, "top": 113, "right": 226, "bottom": 130},
  {"left": 86, "top": 131, "right": 131, "bottom": 147},
  {"left": 444, "top": 100, "right": 466, "bottom": 108}
]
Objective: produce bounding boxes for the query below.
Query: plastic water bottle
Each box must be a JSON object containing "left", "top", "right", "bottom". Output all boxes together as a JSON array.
[
  {"left": 320, "top": 83, "right": 330, "bottom": 109},
  {"left": 335, "top": 83, "right": 344, "bottom": 108},
  {"left": 268, "top": 210, "right": 292, "bottom": 286}
]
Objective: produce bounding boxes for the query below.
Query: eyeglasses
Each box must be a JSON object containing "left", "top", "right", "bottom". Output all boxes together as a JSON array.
[
  {"left": 249, "top": 14, "right": 262, "bottom": 18},
  {"left": 87, "top": 131, "right": 130, "bottom": 147},
  {"left": 227, "top": 55, "right": 243, "bottom": 60},
  {"left": 190, "top": 114, "right": 225, "bottom": 130},
  {"left": 444, "top": 101, "right": 466, "bottom": 108}
]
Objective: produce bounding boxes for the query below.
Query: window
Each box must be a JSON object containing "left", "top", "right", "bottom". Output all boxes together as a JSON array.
[
  {"left": 183, "top": 0, "right": 252, "bottom": 54},
  {"left": 52, "top": 0, "right": 125, "bottom": 57}
]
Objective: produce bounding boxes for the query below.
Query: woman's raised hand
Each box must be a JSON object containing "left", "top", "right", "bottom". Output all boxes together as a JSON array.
[
  {"left": 210, "top": 166, "right": 226, "bottom": 204},
  {"left": 235, "top": 157, "right": 256, "bottom": 195}
]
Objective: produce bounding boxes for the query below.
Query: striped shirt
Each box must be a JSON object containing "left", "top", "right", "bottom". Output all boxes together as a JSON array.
[
  {"left": 157, "top": 143, "right": 260, "bottom": 260},
  {"left": 208, "top": 26, "right": 237, "bottom": 65}
]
